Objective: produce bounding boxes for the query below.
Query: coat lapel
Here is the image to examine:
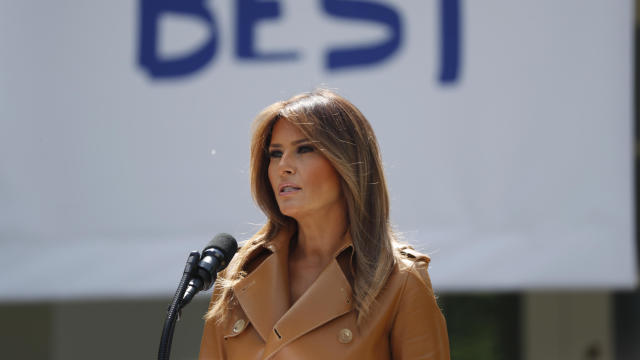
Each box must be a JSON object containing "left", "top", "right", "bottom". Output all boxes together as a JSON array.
[
  {"left": 233, "top": 227, "right": 355, "bottom": 359},
  {"left": 233, "top": 228, "right": 293, "bottom": 342},
  {"left": 262, "top": 249, "right": 354, "bottom": 359}
]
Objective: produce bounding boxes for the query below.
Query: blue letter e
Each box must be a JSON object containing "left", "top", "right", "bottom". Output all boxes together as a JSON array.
[
  {"left": 138, "top": 0, "right": 218, "bottom": 78},
  {"left": 236, "top": 0, "right": 298, "bottom": 61}
]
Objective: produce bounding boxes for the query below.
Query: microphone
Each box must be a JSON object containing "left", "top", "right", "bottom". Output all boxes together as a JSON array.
[{"left": 181, "top": 233, "right": 238, "bottom": 308}]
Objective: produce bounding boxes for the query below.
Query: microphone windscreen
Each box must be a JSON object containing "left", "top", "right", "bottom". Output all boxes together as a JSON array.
[{"left": 205, "top": 233, "right": 238, "bottom": 263}]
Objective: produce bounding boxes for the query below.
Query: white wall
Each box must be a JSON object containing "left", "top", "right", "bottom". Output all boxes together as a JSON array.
[{"left": 0, "top": 0, "right": 635, "bottom": 300}]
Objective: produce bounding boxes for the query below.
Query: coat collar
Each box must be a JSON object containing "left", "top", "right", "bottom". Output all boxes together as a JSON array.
[{"left": 232, "top": 225, "right": 354, "bottom": 355}]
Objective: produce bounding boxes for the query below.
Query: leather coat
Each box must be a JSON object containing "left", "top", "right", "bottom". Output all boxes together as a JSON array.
[{"left": 199, "top": 228, "right": 450, "bottom": 359}]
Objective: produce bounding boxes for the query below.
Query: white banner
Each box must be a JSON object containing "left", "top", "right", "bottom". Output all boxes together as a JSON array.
[{"left": 0, "top": 0, "right": 635, "bottom": 300}]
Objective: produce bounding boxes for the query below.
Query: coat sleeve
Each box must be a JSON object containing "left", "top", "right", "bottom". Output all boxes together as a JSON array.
[
  {"left": 199, "top": 290, "right": 226, "bottom": 360},
  {"left": 390, "top": 260, "right": 450, "bottom": 360}
]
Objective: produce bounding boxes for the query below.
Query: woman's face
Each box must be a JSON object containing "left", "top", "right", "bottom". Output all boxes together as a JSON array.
[{"left": 268, "top": 119, "right": 343, "bottom": 221}]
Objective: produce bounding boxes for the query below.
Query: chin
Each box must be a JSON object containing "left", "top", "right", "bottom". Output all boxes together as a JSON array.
[
  {"left": 278, "top": 206, "right": 303, "bottom": 220},
  {"left": 279, "top": 208, "right": 298, "bottom": 218}
]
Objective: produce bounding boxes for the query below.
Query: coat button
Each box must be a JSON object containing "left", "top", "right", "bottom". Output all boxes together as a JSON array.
[
  {"left": 232, "top": 319, "right": 246, "bottom": 334},
  {"left": 338, "top": 328, "right": 353, "bottom": 344}
]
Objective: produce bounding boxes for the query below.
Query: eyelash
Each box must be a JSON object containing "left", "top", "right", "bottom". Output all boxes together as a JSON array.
[{"left": 269, "top": 145, "right": 314, "bottom": 158}]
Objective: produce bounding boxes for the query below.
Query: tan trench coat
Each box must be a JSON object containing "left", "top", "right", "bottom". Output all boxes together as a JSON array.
[{"left": 199, "top": 228, "right": 450, "bottom": 359}]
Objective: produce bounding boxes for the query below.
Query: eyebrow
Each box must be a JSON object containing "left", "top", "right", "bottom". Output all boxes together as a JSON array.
[{"left": 269, "top": 138, "right": 309, "bottom": 148}]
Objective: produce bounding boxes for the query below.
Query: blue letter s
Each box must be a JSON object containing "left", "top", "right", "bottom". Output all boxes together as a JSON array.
[{"left": 323, "top": 0, "right": 402, "bottom": 70}]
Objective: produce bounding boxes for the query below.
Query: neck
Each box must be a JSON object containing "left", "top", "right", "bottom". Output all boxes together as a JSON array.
[{"left": 292, "top": 204, "right": 348, "bottom": 265}]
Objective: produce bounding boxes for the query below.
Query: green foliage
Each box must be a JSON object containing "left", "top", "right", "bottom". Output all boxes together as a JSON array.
[{"left": 439, "top": 294, "right": 520, "bottom": 360}]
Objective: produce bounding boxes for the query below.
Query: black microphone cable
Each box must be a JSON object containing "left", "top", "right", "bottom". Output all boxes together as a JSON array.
[{"left": 158, "top": 233, "right": 238, "bottom": 360}]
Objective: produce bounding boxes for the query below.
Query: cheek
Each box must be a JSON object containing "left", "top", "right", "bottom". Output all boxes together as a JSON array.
[
  {"left": 308, "top": 160, "right": 341, "bottom": 197},
  {"left": 267, "top": 162, "right": 278, "bottom": 191}
]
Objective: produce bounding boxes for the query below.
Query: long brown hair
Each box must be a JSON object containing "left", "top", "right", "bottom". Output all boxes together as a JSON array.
[{"left": 206, "top": 89, "right": 398, "bottom": 323}]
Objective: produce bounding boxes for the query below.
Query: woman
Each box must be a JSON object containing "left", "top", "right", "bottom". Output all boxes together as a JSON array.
[{"left": 199, "top": 89, "right": 450, "bottom": 359}]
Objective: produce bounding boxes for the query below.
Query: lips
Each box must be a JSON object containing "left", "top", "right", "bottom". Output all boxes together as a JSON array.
[{"left": 279, "top": 183, "right": 301, "bottom": 194}]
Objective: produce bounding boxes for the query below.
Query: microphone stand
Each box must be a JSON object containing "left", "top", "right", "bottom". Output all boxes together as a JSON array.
[{"left": 158, "top": 251, "right": 201, "bottom": 360}]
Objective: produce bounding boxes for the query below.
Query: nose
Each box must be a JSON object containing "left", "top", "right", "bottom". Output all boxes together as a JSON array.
[{"left": 277, "top": 151, "right": 296, "bottom": 175}]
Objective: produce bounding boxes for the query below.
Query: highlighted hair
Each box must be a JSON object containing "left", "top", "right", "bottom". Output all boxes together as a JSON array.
[{"left": 206, "top": 89, "right": 397, "bottom": 324}]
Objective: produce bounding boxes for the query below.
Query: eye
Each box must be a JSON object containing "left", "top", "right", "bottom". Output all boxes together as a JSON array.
[
  {"left": 297, "top": 145, "right": 315, "bottom": 154},
  {"left": 269, "top": 150, "right": 282, "bottom": 158}
]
